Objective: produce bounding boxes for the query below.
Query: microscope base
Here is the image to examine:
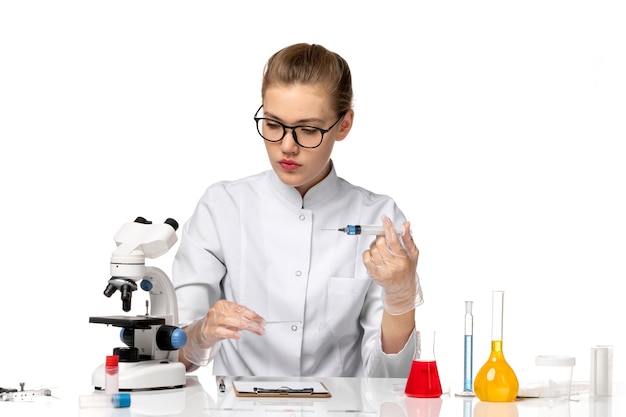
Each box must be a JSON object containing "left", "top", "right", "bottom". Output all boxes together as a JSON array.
[{"left": 92, "top": 360, "right": 186, "bottom": 391}]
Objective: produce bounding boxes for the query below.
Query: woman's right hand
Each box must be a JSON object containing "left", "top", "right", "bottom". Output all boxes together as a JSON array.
[
  {"left": 180, "top": 300, "right": 266, "bottom": 370},
  {"left": 199, "top": 299, "right": 266, "bottom": 347}
]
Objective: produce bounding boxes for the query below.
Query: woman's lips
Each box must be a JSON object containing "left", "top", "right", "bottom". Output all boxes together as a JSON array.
[{"left": 279, "top": 159, "right": 300, "bottom": 171}]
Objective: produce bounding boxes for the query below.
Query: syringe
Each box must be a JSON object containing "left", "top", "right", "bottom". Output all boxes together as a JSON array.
[{"left": 333, "top": 225, "right": 404, "bottom": 235}]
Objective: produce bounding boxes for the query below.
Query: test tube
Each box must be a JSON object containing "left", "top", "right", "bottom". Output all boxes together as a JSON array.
[
  {"left": 456, "top": 301, "right": 475, "bottom": 397},
  {"left": 463, "top": 301, "right": 474, "bottom": 393},
  {"left": 105, "top": 354, "right": 119, "bottom": 394},
  {"left": 79, "top": 393, "right": 131, "bottom": 408}
]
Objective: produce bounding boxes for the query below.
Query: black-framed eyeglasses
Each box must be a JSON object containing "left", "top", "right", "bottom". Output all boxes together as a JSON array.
[{"left": 254, "top": 105, "right": 345, "bottom": 149}]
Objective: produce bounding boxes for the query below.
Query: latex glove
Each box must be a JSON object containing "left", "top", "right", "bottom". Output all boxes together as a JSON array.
[
  {"left": 183, "top": 317, "right": 217, "bottom": 367},
  {"left": 363, "top": 215, "right": 423, "bottom": 315},
  {"left": 182, "top": 300, "right": 266, "bottom": 367}
]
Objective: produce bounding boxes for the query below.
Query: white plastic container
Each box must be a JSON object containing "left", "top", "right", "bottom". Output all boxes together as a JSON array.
[
  {"left": 590, "top": 345, "right": 613, "bottom": 397},
  {"left": 535, "top": 355, "right": 576, "bottom": 399}
]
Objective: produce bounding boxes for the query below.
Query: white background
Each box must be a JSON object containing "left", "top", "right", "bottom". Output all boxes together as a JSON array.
[{"left": 1, "top": 0, "right": 624, "bottom": 396}]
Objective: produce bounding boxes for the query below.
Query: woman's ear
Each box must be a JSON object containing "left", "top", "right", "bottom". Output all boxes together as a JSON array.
[{"left": 335, "top": 109, "right": 354, "bottom": 142}]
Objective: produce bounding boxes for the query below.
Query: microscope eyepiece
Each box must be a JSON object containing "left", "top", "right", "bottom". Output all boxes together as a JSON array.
[
  {"left": 133, "top": 216, "right": 177, "bottom": 230},
  {"left": 164, "top": 218, "right": 179, "bottom": 231}
]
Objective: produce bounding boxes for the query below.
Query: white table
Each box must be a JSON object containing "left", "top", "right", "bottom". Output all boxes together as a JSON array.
[{"left": 1, "top": 375, "right": 623, "bottom": 416}]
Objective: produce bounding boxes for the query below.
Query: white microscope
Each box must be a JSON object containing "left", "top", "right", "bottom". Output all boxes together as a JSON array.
[{"left": 90, "top": 217, "right": 187, "bottom": 390}]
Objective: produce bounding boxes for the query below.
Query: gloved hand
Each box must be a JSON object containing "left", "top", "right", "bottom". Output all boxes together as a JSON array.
[
  {"left": 382, "top": 272, "right": 424, "bottom": 315},
  {"left": 363, "top": 215, "right": 423, "bottom": 315},
  {"left": 182, "top": 316, "right": 218, "bottom": 367},
  {"left": 182, "top": 300, "right": 266, "bottom": 367}
]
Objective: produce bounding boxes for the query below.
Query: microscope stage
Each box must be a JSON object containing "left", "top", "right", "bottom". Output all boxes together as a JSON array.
[{"left": 89, "top": 315, "right": 166, "bottom": 328}]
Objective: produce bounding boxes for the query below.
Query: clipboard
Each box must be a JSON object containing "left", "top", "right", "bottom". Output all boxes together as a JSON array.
[{"left": 232, "top": 381, "right": 332, "bottom": 398}]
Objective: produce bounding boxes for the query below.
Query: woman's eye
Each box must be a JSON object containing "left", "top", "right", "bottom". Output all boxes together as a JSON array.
[
  {"left": 265, "top": 121, "right": 282, "bottom": 130},
  {"left": 300, "top": 127, "right": 319, "bottom": 136}
]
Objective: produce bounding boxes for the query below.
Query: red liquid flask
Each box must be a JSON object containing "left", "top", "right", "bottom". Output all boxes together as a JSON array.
[{"left": 405, "top": 330, "right": 443, "bottom": 398}]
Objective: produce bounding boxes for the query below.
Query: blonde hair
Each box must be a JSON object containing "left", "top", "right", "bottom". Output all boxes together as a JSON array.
[{"left": 262, "top": 43, "right": 353, "bottom": 116}]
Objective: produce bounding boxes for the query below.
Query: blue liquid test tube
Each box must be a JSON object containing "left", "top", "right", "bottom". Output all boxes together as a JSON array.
[
  {"left": 463, "top": 301, "right": 474, "bottom": 393},
  {"left": 456, "top": 301, "right": 475, "bottom": 397}
]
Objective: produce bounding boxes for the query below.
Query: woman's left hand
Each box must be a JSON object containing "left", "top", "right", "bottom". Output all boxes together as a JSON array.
[{"left": 362, "top": 215, "right": 420, "bottom": 314}]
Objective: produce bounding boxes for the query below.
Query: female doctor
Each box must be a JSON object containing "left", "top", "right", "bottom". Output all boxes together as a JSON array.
[{"left": 173, "top": 43, "right": 423, "bottom": 377}]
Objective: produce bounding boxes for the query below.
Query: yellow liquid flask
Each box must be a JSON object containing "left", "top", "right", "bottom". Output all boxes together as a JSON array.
[{"left": 474, "top": 290, "right": 519, "bottom": 402}]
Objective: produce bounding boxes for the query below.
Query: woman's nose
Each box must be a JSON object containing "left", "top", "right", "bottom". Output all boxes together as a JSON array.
[{"left": 280, "top": 128, "right": 299, "bottom": 152}]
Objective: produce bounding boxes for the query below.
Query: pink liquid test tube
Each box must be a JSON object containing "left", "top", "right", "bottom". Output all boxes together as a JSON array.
[{"left": 105, "top": 355, "right": 119, "bottom": 394}]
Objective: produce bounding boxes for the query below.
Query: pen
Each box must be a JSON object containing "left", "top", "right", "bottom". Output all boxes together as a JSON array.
[
  {"left": 254, "top": 387, "right": 314, "bottom": 394},
  {"left": 218, "top": 378, "right": 226, "bottom": 393}
]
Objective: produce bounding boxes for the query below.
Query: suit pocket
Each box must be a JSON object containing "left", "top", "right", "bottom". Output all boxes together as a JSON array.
[{"left": 326, "top": 276, "right": 371, "bottom": 338}]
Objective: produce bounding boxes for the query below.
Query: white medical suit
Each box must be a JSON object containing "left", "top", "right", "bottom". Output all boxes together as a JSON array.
[{"left": 173, "top": 163, "right": 416, "bottom": 377}]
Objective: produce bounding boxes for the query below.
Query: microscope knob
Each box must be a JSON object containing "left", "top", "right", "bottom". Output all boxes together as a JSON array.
[
  {"left": 156, "top": 325, "right": 187, "bottom": 350},
  {"left": 140, "top": 279, "right": 153, "bottom": 292},
  {"left": 114, "top": 347, "right": 140, "bottom": 362}
]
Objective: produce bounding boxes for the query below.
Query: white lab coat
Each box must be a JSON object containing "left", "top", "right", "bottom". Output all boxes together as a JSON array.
[{"left": 173, "top": 163, "right": 416, "bottom": 377}]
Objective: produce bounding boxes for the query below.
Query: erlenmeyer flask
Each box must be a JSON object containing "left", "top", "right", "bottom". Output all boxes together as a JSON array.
[
  {"left": 474, "top": 290, "right": 519, "bottom": 402},
  {"left": 405, "top": 330, "right": 443, "bottom": 398}
]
